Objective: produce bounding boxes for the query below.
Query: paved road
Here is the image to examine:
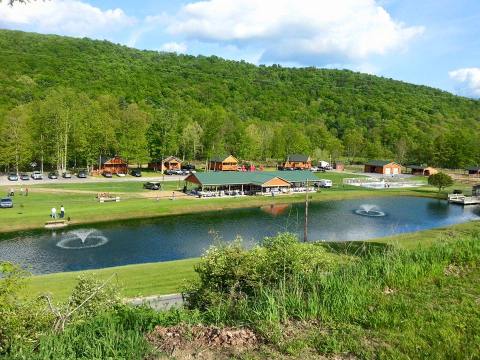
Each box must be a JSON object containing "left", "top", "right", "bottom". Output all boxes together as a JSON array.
[
  {"left": 127, "top": 293, "right": 184, "bottom": 311},
  {"left": 0, "top": 174, "right": 187, "bottom": 187}
]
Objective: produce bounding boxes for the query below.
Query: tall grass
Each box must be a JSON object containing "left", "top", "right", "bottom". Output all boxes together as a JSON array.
[{"left": 198, "top": 235, "right": 480, "bottom": 330}]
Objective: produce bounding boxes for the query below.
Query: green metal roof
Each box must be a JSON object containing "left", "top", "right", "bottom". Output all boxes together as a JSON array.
[
  {"left": 187, "top": 170, "right": 319, "bottom": 187},
  {"left": 365, "top": 160, "right": 396, "bottom": 167},
  {"left": 209, "top": 155, "right": 236, "bottom": 162}
]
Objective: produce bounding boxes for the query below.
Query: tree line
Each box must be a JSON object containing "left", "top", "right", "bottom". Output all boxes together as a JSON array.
[
  {"left": 0, "top": 29, "right": 479, "bottom": 172},
  {"left": 1, "top": 87, "right": 479, "bottom": 173}
]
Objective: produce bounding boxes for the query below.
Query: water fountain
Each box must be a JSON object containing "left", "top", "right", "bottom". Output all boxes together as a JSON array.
[
  {"left": 56, "top": 228, "right": 109, "bottom": 249},
  {"left": 354, "top": 204, "right": 386, "bottom": 217}
]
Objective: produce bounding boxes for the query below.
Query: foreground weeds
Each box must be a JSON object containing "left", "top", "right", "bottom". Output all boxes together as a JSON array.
[{"left": 2, "top": 231, "right": 479, "bottom": 359}]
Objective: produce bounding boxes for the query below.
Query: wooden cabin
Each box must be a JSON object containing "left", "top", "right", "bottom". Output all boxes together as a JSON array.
[
  {"left": 282, "top": 154, "right": 311, "bottom": 170},
  {"left": 100, "top": 156, "right": 128, "bottom": 174},
  {"left": 149, "top": 156, "right": 182, "bottom": 171},
  {"left": 364, "top": 160, "right": 402, "bottom": 175},
  {"left": 208, "top": 155, "right": 238, "bottom": 171},
  {"left": 407, "top": 165, "right": 438, "bottom": 176}
]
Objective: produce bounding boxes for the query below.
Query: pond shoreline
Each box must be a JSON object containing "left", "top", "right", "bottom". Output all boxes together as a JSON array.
[
  {"left": 19, "top": 220, "right": 480, "bottom": 301},
  {"left": 0, "top": 189, "right": 444, "bottom": 235}
]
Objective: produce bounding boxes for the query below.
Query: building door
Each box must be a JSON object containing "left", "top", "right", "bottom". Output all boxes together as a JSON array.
[
  {"left": 385, "top": 167, "right": 391, "bottom": 175},
  {"left": 393, "top": 167, "right": 399, "bottom": 175}
]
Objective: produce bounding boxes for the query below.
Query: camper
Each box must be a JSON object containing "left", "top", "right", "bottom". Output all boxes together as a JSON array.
[
  {"left": 318, "top": 161, "right": 332, "bottom": 170},
  {"left": 318, "top": 179, "right": 333, "bottom": 188}
]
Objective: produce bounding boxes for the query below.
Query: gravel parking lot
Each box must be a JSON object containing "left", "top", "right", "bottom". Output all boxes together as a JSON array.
[{"left": 0, "top": 174, "right": 187, "bottom": 186}]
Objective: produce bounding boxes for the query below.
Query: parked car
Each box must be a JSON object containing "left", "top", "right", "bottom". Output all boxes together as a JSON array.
[
  {"left": 131, "top": 169, "right": 142, "bottom": 177},
  {"left": 317, "top": 179, "right": 333, "bottom": 188},
  {"left": 116, "top": 172, "right": 126, "bottom": 177},
  {"left": 77, "top": 170, "right": 87, "bottom": 178},
  {"left": 0, "top": 198, "right": 13, "bottom": 208},
  {"left": 31, "top": 171, "right": 43, "bottom": 180},
  {"left": 164, "top": 169, "right": 175, "bottom": 175},
  {"left": 62, "top": 172, "right": 72, "bottom": 179},
  {"left": 7, "top": 173, "right": 18, "bottom": 181},
  {"left": 20, "top": 173, "right": 29, "bottom": 181},
  {"left": 181, "top": 164, "right": 196, "bottom": 174},
  {"left": 102, "top": 171, "right": 112, "bottom": 178},
  {"left": 143, "top": 181, "right": 160, "bottom": 190},
  {"left": 48, "top": 172, "right": 58, "bottom": 179}
]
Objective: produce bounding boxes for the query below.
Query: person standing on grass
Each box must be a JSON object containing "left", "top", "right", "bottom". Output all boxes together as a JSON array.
[
  {"left": 51, "top": 207, "right": 57, "bottom": 219},
  {"left": 60, "top": 205, "right": 65, "bottom": 219},
  {"left": 172, "top": 192, "right": 175, "bottom": 200},
  {"left": 20, "top": 187, "right": 24, "bottom": 196},
  {"left": 25, "top": 187, "right": 28, "bottom": 196}
]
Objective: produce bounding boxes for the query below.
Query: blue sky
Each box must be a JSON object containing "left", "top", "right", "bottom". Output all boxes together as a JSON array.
[{"left": 1, "top": 0, "right": 479, "bottom": 97}]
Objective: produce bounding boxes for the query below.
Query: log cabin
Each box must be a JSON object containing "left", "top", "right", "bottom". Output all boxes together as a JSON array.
[
  {"left": 100, "top": 156, "right": 128, "bottom": 175},
  {"left": 149, "top": 156, "right": 182, "bottom": 171},
  {"left": 467, "top": 167, "right": 480, "bottom": 177},
  {"left": 281, "top": 154, "right": 312, "bottom": 170},
  {"left": 208, "top": 155, "right": 238, "bottom": 171}
]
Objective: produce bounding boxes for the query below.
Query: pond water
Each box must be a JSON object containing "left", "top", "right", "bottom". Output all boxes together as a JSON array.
[{"left": 0, "top": 196, "right": 478, "bottom": 274}]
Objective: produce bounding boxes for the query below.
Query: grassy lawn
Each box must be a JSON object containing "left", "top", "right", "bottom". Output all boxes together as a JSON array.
[
  {"left": 0, "top": 177, "right": 447, "bottom": 234},
  {"left": 20, "top": 258, "right": 199, "bottom": 302},
  {"left": 28, "top": 180, "right": 181, "bottom": 193}
]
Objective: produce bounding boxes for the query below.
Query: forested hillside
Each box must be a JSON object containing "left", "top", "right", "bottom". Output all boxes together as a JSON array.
[{"left": 0, "top": 29, "right": 479, "bottom": 172}]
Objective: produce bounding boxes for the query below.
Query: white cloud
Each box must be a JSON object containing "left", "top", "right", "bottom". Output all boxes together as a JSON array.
[
  {"left": 0, "top": 0, "right": 135, "bottom": 37},
  {"left": 160, "top": 41, "right": 187, "bottom": 53},
  {"left": 166, "top": 0, "right": 424, "bottom": 63},
  {"left": 449, "top": 68, "right": 480, "bottom": 98}
]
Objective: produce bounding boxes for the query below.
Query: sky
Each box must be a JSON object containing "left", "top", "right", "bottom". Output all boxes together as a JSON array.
[{"left": 0, "top": 0, "right": 479, "bottom": 98}]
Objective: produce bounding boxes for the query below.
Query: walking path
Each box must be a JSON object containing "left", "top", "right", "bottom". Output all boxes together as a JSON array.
[{"left": 127, "top": 293, "right": 184, "bottom": 311}]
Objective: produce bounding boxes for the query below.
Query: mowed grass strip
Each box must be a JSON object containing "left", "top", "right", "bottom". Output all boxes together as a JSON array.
[{"left": 20, "top": 258, "right": 198, "bottom": 302}]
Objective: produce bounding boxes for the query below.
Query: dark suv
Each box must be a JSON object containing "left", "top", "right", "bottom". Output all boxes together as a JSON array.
[
  {"left": 143, "top": 182, "right": 160, "bottom": 190},
  {"left": 131, "top": 169, "right": 142, "bottom": 177}
]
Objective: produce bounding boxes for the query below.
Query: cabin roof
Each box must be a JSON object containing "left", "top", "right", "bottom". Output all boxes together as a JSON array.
[
  {"left": 186, "top": 171, "right": 318, "bottom": 187},
  {"left": 407, "top": 165, "right": 434, "bottom": 170},
  {"left": 286, "top": 154, "right": 310, "bottom": 162},
  {"left": 163, "top": 156, "right": 182, "bottom": 163},
  {"left": 365, "top": 160, "right": 398, "bottom": 167},
  {"left": 102, "top": 155, "right": 127, "bottom": 165},
  {"left": 210, "top": 155, "right": 238, "bottom": 163}
]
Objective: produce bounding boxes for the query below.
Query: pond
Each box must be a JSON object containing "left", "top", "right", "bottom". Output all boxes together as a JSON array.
[{"left": 0, "top": 196, "right": 478, "bottom": 274}]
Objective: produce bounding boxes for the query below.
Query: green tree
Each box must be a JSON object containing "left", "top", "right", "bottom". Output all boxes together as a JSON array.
[
  {"left": 428, "top": 172, "right": 453, "bottom": 192},
  {"left": 343, "top": 128, "right": 365, "bottom": 162},
  {"left": 0, "top": 106, "right": 31, "bottom": 174},
  {"left": 181, "top": 121, "right": 203, "bottom": 160},
  {"left": 117, "top": 104, "right": 150, "bottom": 166}
]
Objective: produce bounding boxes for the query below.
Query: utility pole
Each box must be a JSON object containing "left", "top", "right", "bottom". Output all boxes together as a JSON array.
[{"left": 304, "top": 179, "right": 309, "bottom": 242}]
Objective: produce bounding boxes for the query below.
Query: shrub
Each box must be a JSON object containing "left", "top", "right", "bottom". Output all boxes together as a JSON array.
[
  {"left": 0, "top": 262, "right": 52, "bottom": 355},
  {"left": 184, "top": 233, "right": 339, "bottom": 311}
]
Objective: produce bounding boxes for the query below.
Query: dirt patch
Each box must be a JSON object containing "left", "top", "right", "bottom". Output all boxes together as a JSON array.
[{"left": 146, "top": 324, "right": 259, "bottom": 359}]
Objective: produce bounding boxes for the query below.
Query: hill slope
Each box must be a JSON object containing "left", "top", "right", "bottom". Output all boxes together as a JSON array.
[{"left": 0, "top": 29, "right": 479, "bottom": 168}]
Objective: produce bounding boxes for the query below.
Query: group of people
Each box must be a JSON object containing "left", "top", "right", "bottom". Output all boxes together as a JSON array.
[
  {"left": 50, "top": 205, "right": 66, "bottom": 219},
  {"left": 6, "top": 187, "right": 29, "bottom": 197}
]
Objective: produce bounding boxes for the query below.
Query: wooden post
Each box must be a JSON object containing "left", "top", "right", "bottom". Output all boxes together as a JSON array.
[{"left": 304, "top": 180, "right": 309, "bottom": 243}]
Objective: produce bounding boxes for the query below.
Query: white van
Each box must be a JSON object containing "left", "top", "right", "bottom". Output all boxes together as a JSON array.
[{"left": 319, "top": 179, "right": 333, "bottom": 188}]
